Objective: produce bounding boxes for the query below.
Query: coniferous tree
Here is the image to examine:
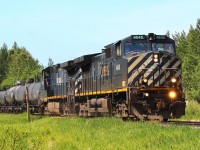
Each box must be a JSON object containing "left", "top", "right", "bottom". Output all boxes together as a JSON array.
[
  {"left": 173, "top": 18, "right": 200, "bottom": 101},
  {"left": 186, "top": 20, "right": 200, "bottom": 101},
  {"left": 0, "top": 42, "right": 42, "bottom": 88},
  {"left": 0, "top": 43, "right": 8, "bottom": 83},
  {"left": 48, "top": 58, "right": 54, "bottom": 67},
  {"left": 166, "top": 30, "right": 170, "bottom": 37}
]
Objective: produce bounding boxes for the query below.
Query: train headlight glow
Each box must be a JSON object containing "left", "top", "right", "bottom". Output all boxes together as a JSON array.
[
  {"left": 144, "top": 93, "right": 149, "bottom": 97},
  {"left": 153, "top": 54, "right": 159, "bottom": 63},
  {"left": 143, "top": 78, "right": 148, "bottom": 83},
  {"left": 171, "top": 78, "right": 177, "bottom": 83},
  {"left": 154, "top": 54, "right": 158, "bottom": 58},
  {"left": 141, "top": 77, "right": 148, "bottom": 87},
  {"left": 169, "top": 91, "right": 176, "bottom": 99},
  {"left": 154, "top": 58, "right": 158, "bottom": 63}
]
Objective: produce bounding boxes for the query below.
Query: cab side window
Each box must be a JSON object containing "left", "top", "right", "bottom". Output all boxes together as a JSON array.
[
  {"left": 101, "top": 64, "right": 109, "bottom": 76},
  {"left": 115, "top": 42, "right": 121, "bottom": 57}
]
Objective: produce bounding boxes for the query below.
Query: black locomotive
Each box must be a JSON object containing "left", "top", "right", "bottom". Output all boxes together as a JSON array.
[{"left": 0, "top": 33, "right": 186, "bottom": 120}]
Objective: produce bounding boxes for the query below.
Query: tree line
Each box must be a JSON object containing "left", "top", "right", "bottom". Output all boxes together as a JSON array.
[
  {"left": 173, "top": 19, "right": 200, "bottom": 102},
  {"left": 0, "top": 19, "right": 200, "bottom": 101},
  {"left": 0, "top": 42, "right": 42, "bottom": 89}
]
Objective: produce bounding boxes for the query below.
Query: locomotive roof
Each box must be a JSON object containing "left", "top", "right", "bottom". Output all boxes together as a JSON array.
[
  {"left": 104, "top": 34, "right": 174, "bottom": 48},
  {"left": 42, "top": 64, "right": 60, "bottom": 72},
  {"left": 43, "top": 33, "right": 174, "bottom": 72},
  {"left": 60, "top": 60, "right": 74, "bottom": 70},
  {"left": 74, "top": 53, "right": 101, "bottom": 64}
]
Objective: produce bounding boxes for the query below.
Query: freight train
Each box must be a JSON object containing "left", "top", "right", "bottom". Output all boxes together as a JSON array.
[
  {"left": 0, "top": 82, "right": 42, "bottom": 113},
  {"left": 0, "top": 33, "right": 186, "bottom": 120}
]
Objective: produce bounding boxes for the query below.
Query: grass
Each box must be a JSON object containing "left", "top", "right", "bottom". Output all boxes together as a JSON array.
[
  {"left": 180, "top": 100, "right": 200, "bottom": 120},
  {"left": 0, "top": 100, "right": 200, "bottom": 150},
  {"left": 0, "top": 114, "right": 200, "bottom": 150}
]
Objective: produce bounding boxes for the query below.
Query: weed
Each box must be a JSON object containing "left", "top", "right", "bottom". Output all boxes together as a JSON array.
[{"left": 0, "top": 102, "right": 200, "bottom": 150}]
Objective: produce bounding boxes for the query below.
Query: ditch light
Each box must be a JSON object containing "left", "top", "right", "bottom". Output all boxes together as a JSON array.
[{"left": 153, "top": 53, "right": 159, "bottom": 63}]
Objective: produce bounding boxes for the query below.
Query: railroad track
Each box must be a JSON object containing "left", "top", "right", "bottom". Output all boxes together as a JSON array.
[{"left": 162, "top": 120, "right": 200, "bottom": 128}]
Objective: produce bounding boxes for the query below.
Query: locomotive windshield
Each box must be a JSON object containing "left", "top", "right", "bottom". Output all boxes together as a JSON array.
[
  {"left": 124, "top": 34, "right": 175, "bottom": 54},
  {"left": 152, "top": 43, "right": 174, "bottom": 53},
  {"left": 124, "top": 42, "right": 148, "bottom": 53}
]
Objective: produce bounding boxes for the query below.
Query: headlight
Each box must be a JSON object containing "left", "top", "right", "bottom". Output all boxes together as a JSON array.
[
  {"left": 144, "top": 93, "right": 149, "bottom": 97},
  {"left": 169, "top": 91, "right": 176, "bottom": 99},
  {"left": 154, "top": 58, "right": 158, "bottom": 63},
  {"left": 141, "top": 77, "right": 148, "bottom": 87},
  {"left": 143, "top": 78, "right": 148, "bottom": 83},
  {"left": 153, "top": 53, "right": 159, "bottom": 63},
  {"left": 171, "top": 77, "right": 177, "bottom": 83}
]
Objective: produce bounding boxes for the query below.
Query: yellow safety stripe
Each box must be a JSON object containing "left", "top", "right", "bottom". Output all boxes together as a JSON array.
[
  {"left": 40, "top": 95, "right": 67, "bottom": 101},
  {"left": 140, "top": 87, "right": 176, "bottom": 91},
  {"left": 40, "top": 88, "right": 127, "bottom": 101},
  {"left": 74, "top": 88, "right": 127, "bottom": 96}
]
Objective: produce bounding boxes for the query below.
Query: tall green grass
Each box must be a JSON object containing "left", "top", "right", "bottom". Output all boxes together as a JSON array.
[
  {"left": 0, "top": 113, "right": 200, "bottom": 150},
  {"left": 180, "top": 100, "right": 200, "bottom": 120}
]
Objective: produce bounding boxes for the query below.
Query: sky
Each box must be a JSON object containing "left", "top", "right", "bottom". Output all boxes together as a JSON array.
[{"left": 0, "top": 0, "right": 199, "bottom": 66}]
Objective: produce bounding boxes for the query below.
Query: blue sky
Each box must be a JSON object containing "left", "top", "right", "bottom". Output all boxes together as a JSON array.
[{"left": 0, "top": 0, "right": 199, "bottom": 66}]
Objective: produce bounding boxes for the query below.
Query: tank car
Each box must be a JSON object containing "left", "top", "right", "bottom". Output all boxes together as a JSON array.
[
  {"left": 0, "top": 81, "right": 45, "bottom": 113},
  {"left": 40, "top": 33, "right": 186, "bottom": 120},
  {"left": 5, "top": 86, "right": 18, "bottom": 104},
  {"left": 0, "top": 85, "right": 25, "bottom": 113},
  {"left": 0, "top": 91, "right": 6, "bottom": 105},
  {"left": 0, "top": 91, "right": 6, "bottom": 112},
  {"left": 15, "top": 85, "right": 25, "bottom": 105},
  {"left": 28, "top": 82, "right": 45, "bottom": 113}
]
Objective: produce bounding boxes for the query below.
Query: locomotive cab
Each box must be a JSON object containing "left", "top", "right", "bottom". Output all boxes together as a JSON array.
[
  {"left": 113, "top": 34, "right": 176, "bottom": 57},
  {"left": 124, "top": 33, "right": 186, "bottom": 120}
]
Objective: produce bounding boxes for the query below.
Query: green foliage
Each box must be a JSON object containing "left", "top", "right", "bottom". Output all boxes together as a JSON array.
[
  {"left": 181, "top": 100, "right": 200, "bottom": 120},
  {"left": 8, "top": 47, "right": 40, "bottom": 79},
  {"left": 0, "top": 127, "right": 29, "bottom": 150},
  {"left": 0, "top": 42, "right": 42, "bottom": 89},
  {"left": 0, "top": 43, "right": 8, "bottom": 84},
  {"left": 173, "top": 18, "right": 200, "bottom": 102},
  {"left": 0, "top": 114, "right": 200, "bottom": 150}
]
